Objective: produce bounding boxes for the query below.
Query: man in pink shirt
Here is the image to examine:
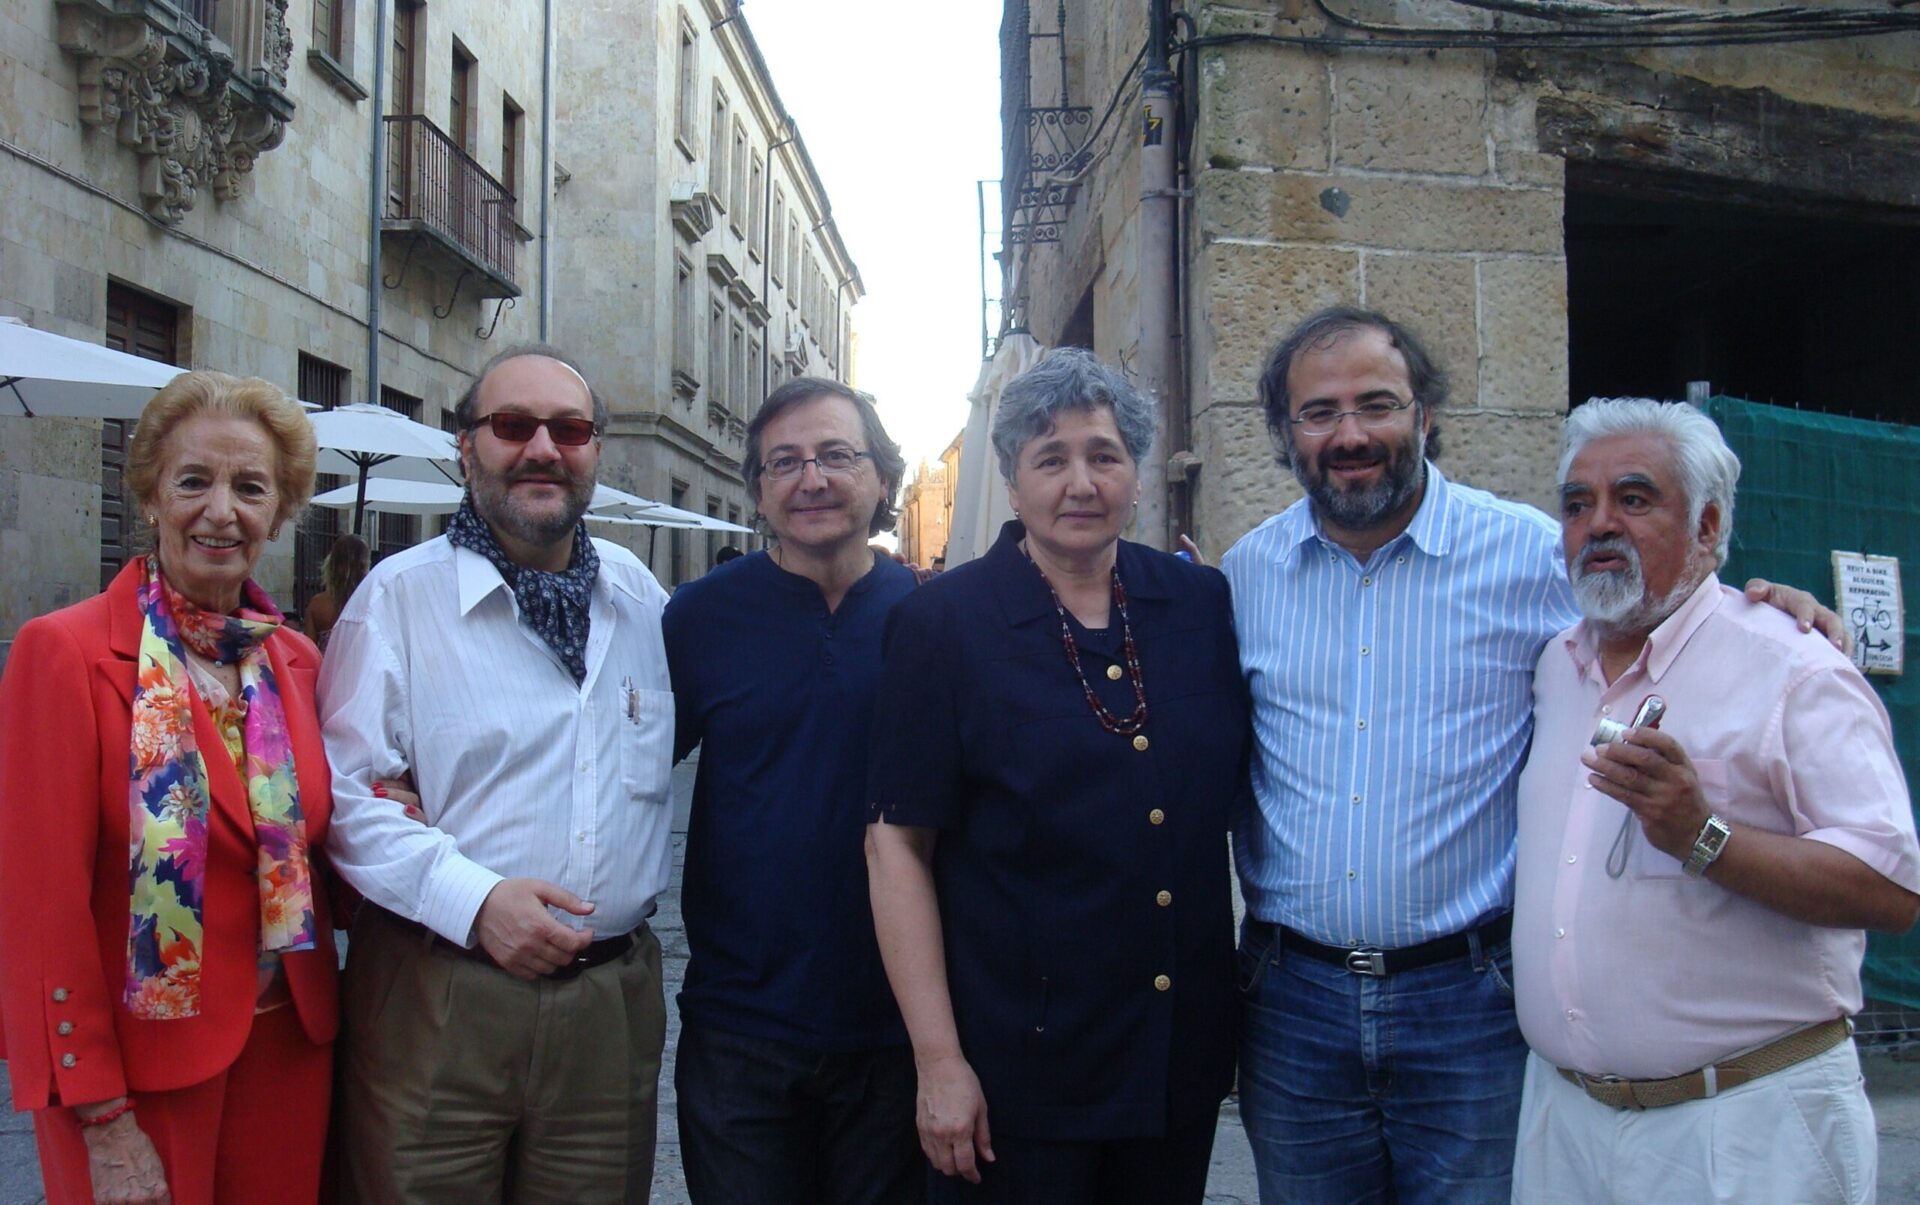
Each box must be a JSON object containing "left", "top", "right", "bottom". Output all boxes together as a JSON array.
[{"left": 1512, "top": 397, "right": 1920, "bottom": 1203}]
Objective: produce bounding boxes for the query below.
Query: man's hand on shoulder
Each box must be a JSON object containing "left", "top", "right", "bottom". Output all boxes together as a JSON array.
[
  {"left": 474, "top": 878, "right": 595, "bottom": 979},
  {"left": 1744, "top": 578, "right": 1848, "bottom": 653}
]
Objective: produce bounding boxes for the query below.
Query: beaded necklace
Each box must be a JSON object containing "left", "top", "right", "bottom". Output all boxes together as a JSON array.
[{"left": 1024, "top": 543, "right": 1148, "bottom": 735}]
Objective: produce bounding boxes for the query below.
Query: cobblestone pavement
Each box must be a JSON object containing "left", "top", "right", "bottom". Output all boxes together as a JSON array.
[{"left": 4, "top": 754, "right": 1916, "bottom": 1202}]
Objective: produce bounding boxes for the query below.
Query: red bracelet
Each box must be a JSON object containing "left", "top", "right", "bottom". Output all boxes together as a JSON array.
[{"left": 76, "top": 1098, "right": 135, "bottom": 1128}]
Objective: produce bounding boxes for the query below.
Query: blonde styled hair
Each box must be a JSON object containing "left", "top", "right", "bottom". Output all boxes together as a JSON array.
[{"left": 125, "top": 370, "right": 318, "bottom": 528}]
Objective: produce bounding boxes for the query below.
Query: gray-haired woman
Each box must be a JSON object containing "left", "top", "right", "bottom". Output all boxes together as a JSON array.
[{"left": 865, "top": 348, "right": 1250, "bottom": 1203}]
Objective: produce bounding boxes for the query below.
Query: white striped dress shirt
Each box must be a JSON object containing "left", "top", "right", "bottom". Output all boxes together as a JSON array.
[
  {"left": 1222, "top": 465, "right": 1580, "bottom": 948},
  {"left": 318, "top": 536, "right": 676, "bottom": 945}
]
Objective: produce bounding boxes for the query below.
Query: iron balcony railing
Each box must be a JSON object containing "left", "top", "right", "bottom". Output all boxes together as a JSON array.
[{"left": 384, "top": 114, "right": 517, "bottom": 290}]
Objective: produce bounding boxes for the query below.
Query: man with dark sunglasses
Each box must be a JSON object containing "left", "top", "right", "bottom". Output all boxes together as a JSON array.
[
  {"left": 662, "top": 376, "right": 924, "bottom": 1203},
  {"left": 320, "top": 344, "right": 676, "bottom": 1201}
]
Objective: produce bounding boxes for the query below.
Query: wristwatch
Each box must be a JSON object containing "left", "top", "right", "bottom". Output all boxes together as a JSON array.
[{"left": 1682, "top": 813, "right": 1731, "bottom": 877}]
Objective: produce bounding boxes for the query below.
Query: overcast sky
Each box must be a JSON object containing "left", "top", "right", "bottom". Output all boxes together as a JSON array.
[{"left": 744, "top": 2, "right": 1003, "bottom": 474}]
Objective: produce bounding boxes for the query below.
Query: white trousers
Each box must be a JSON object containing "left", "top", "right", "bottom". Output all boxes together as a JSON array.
[{"left": 1511, "top": 1042, "right": 1876, "bottom": 1204}]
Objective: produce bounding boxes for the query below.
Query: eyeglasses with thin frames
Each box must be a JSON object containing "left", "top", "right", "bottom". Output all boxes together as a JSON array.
[
  {"left": 1289, "top": 398, "right": 1416, "bottom": 437},
  {"left": 467, "top": 413, "right": 601, "bottom": 446},
  {"left": 760, "top": 448, "right": 871, "bottom": 481}
]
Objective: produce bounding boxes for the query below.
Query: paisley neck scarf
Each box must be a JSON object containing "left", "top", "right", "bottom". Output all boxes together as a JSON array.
[
  {"left": 446, "top": 494, "right": 600, "bottom": 684},
  {"left": 126, "top": 557, "right": 316, "bottom": 1020}
]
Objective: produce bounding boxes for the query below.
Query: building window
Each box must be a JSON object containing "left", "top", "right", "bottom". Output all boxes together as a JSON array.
[
  {"left": 501, "top": 94, "right": 523, "bottom": 215},
  {"left": 748, "top": 153, "right": 765, "bottom": 260},
  {"left": 670, "top": 479, "right": 691, "bottom": 585},
  {"left": 709, "top": 88, "right": 729, "bottom": 208},
  {"left": 729, "top": 123, "right": 748, "bottom": 234},
  {"left": 787, "top": 216, "right": 800, "bottom": 303},
  {"left": 729, "top": 321, "right": 746, "bottom": 417},
  {"left": 673, "top": 15, "right": 698, "bottom": 155},
  {"left": 747, "top": 334, "right": 763, "bottom": 413},
  {"left": 673, "top": 256, "right": 697, "bottom": 392},
  {"left": 449, "top": 43, "right": 475, "bottom": 154},
  {"left": 312, "top": 0, "right": 352, "bottom": 64},
  {"left": 102, "top": 284, "right": 182, "bottom": 590},
  {"left": 770, "top": 189, "right": 787, "bottom": 284},
  {"left": 294, "top": 351, "right": 352, "bottom": 612},
  {"left": 708, "top": 297, "right": 728, "bottom": 411},
  {"left": 375, "top": 386, "right": 423, "bottom": 560}
]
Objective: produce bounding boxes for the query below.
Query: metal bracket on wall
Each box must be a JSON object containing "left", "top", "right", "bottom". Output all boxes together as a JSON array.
[
  {"left": 434, "top": 269, "right": 473, "bottom": 320},
  {"left": 382, "top": 234, "right": 420, "bottom": 290},
  {"left": 477, "top": 296, "right": 515, "bottom": 340}
]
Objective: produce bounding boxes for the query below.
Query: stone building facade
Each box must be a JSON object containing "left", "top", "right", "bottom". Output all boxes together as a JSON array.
[
  {"left": 552, "top": 0, "right": 860, "bottom": 587},
  {"left": 0, "top": 0, "right": 860, "bottom": 651},
  {"left": 989, "top": 0, "right": 1920, "bottom": 558},
  {"left": 898, "top": 431, "right": 962, "bottom": 568}
]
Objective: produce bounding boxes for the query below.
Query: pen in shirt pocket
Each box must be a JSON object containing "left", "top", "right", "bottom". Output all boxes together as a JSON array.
[{"left": 623, "top": 675, "right": 639, "bottom": 723}]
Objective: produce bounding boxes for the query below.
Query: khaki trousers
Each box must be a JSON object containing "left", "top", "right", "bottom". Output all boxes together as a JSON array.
[{"left": 337, "top": 907, "right": 666, "bottom": 1204}]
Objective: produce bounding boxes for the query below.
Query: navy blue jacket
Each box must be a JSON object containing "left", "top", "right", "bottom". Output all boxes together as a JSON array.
[
  {"left": 665, "top": 550, "right": 917, "bottom": 1050},
  {"left": 868, "top": 522, "right": 1248, "bottom": 1140}
]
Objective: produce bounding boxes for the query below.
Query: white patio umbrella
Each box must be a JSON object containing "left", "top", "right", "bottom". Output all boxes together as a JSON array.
[
  {"left": 587, "top": 499, "right": 755, "bottom": 533},
  {"left": 306, "top": 403, "right": 462, "bottom": 535},
  {"left": 311, "top": 479, "right": 654, "bottom": 517},
  {"left": 0, "top": 316, "right": 182, "bottom": 419}
]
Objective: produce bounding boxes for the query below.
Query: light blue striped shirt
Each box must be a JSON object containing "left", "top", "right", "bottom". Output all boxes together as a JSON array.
[{"left": 1222, "top": 465, "right": 1579, "bottom": 948}]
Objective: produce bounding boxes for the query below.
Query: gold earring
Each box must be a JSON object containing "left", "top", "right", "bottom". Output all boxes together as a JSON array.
[{"left": 146, "top": 514, "right": 157, "bottom": 527}]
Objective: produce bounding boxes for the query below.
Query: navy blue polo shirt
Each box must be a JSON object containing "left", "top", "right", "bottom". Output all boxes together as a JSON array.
[
  {"left": 664, "top": 549, "right": 917, "bottom": 1051},
  {"left": 867, "top": 521, "right": 1250, "bottom": 1141}
]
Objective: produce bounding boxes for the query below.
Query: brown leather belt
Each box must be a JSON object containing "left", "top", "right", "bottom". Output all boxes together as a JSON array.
[
  {"left": 376, "top": 907, "right": 641, "bottom": 982},
  {"left": 1557, "top": 1017, "right": 1851, "bottom": 1111}
]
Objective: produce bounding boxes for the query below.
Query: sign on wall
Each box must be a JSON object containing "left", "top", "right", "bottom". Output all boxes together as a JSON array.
[{"left": 1832, "top": 551, "right": 1904, "bottom": 677}]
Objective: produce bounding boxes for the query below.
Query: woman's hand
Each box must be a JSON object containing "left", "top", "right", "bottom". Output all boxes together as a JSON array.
[
  {"left": 916, "top": 1052, "right": 994, "bottom": 1184},
  {"left": 80, "top": 1110, "right": 169, "bottom": 1204},
  {"left": 373, "top": 774, "right": 424, "bottom": 822}
]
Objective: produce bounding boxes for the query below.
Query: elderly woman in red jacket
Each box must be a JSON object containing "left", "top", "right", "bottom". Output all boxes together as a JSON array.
[{"left": 0, "top": 371, "right": 339, "bottom": 1204}]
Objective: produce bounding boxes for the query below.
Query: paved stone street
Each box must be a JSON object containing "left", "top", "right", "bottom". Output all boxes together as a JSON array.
[{"left": 1, "top": 754, "right": 1915, "bottom": 1202}]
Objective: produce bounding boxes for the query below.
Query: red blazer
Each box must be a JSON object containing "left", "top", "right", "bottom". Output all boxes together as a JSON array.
[{"left": 0, "top": 561, "right": 339, "bottom": 1111}]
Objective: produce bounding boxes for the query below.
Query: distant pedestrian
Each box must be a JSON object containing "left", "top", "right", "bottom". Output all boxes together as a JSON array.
[
  {"left": 321, "top": 345, "right": 674, "bottom": 1201},
  {"left": 304, "top": 531, "right": 369, "bottom": 649},
  {"left": 867, "top": 348, "right": 1248, "bottom": 1203},
  {"left": 665, "top": 377, "right": 923, "bottom": 1203},
  {"left": 712, "top": 543, "right": 743, "bottom": 568}
]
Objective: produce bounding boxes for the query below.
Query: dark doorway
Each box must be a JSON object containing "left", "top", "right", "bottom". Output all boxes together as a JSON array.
[{"left": 1565, "top": 163, "right": 1920, "bottom": 426}]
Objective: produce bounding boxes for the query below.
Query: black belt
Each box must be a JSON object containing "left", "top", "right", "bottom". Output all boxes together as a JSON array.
[
  {"left": 1267, "top": 913, "right": 1512, "bottom": 978},
  {"left": 376, "top": 907, "right": 641, "bottom": 981}
]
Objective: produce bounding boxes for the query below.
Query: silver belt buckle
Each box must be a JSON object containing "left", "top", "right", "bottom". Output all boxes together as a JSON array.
[{"left": 1345, "top": 948, "right": 1388, "bottom": 977}]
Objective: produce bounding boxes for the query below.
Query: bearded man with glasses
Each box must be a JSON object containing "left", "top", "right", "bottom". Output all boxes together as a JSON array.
[
  {"left": 661, "top": 376, "right": 923, "bottom": 1203},
  {"left": 319, "top": 344, "right": 676, "bottom": 1201}
]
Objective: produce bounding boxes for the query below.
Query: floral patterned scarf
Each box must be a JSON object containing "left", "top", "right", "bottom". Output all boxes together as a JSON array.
[{"left": 127, "top": 556, "right": 317, "bottom": 1020}]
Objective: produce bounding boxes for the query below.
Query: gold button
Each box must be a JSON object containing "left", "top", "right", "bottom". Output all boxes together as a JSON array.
[
  {"left": 60, "top": 1053, "right": 76, "bottom": 1068},
  {"left": 56, "top": 1022, "right": 73, "bottom": 1035},
  {"left": 51, "top": 988, "right": 68, "bottom": 1003},
  {"left": 1132, "top": 735, "right": 1149, "bottom": 752},
  {"left": 1149, "top": 809, "right": 1165, "bottom": 825},
  {"left": 1156, "top": 890, "right": 1172, "bottom": 907},
  {"left": 1154, "top": 974, "right": 1171, "bottom": 992},
  {"left": 1106, "top": 664, "right": 1123, "bottom": 680}
]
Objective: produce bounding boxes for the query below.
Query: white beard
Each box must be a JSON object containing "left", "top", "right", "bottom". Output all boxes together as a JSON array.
[{"left": 1570, "top": 537, "right": 1700, "bottom": 634}]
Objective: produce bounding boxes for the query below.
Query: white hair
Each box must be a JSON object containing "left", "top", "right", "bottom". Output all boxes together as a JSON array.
[{"left": 1558, "top": 398, "right": 1740, "bottom": 568}]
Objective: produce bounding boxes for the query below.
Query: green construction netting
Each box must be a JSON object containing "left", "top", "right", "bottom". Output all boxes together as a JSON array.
[{"left": 1703, "top": 396, "right": 1920, "bottom": 1009}]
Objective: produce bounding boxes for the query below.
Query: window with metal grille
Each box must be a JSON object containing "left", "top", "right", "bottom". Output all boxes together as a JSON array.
[
  {"left": 375, "top": 386, "right": 424, "bottom": 560},
  {"left": 102, "top": 283, "right": 182, "bottom": 590},
  {"left": 293, "top": 353, "right": 350, "bottom": 616}
]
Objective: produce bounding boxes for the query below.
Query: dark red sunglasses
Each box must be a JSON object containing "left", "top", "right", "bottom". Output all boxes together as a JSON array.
[{"left": 467, "top": 413, "right": 600, "bottom": 446}]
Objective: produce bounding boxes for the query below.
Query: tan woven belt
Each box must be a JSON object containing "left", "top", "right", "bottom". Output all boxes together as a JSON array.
[{"left": 1557, "top": 1017, "right": 1851, "bottom": 1111}]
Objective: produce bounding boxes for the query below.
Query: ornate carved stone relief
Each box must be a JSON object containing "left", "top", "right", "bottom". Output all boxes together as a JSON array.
[{"left": 56, "top": 0, "right": 295, "bottom": 225}]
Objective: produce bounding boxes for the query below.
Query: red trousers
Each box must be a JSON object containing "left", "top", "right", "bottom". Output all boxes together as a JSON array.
[{"left": 32, "top": 1003, "right": 332, "bottom": 1205}]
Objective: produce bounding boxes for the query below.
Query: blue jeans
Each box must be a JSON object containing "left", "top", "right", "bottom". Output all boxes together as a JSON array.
[{"left": 1236, "top": 920, "right": 1526, "bottom": 1205}]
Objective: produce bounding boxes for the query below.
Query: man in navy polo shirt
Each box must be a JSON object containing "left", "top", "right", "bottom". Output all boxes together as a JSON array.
[{"left": 663, "top": 376, "right": 922, "bottom": 1203}]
